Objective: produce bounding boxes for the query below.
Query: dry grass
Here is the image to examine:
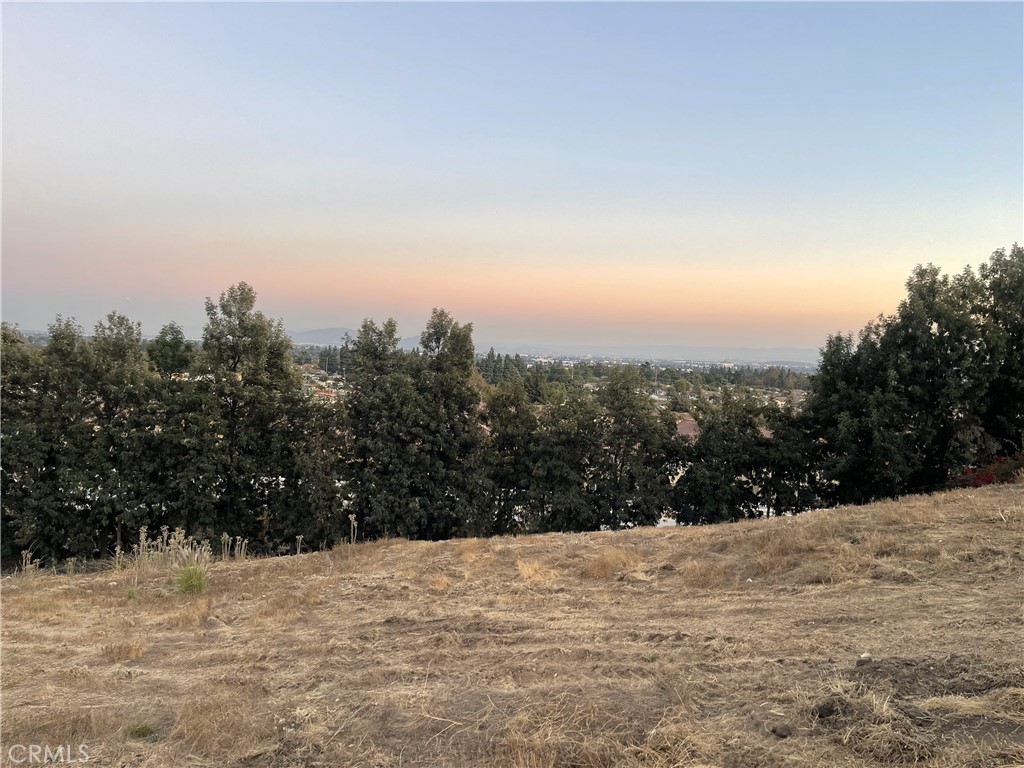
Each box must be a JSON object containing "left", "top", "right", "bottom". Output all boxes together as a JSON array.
[
  {"left": 515, "top": 559, "right": 558, "bottom": 582},
  {"left": 171, "top": 688, "right": 275, "bottom": 758},
  {"left": 2, "top": 485, "right": 1023, "bottom": 767},
  {"left": 582, "top": 545, "right": 642, "bottom": 578},
  {"left": 168, "top": 596, "right": 213, "bottom": 628},
  {"left": 102, "top": 641, "right": 148, "bottom": 663},
  {"left": 678, "top": 556, "right": 733, "bottom": 588},
  {"left": 430, "top": 574, "right": 452, "bottom": 590}
]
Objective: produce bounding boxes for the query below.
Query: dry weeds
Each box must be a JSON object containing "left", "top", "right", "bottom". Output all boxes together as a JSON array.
[
  {"left": 515, "top": 559, "right": 558, "bottom": 582},
  {"left": 582, "top": 545, "right": 642, "bottom": 578},
  {"left": 2, "top": 485, "right": 1023, "bottom": 767}
]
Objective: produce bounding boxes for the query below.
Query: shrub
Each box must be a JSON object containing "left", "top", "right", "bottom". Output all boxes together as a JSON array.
[
  {"left": 176, "top": 563, "right": 208, "bottom": 596},
  {"left": 127, "top": 724, "right": 156, "bottom": 740},
  {"left": 582, "top": 546, "right": 641, "bottom": 578},
  {"left": 516, "top": 559, "right": 557, "bottom": 582},
  {"left": 950, "top": 453, "right": 1024, "bottom": 488}
]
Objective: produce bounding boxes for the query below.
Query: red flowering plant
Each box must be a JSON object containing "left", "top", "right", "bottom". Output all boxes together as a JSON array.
[{"left": 949, "top": 454, "right": 1024, "bottom": 488}]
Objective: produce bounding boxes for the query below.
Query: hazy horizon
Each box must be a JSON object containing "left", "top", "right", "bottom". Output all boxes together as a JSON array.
[
  {"left": 2, "top": 316, "right": 823, "bottom": 366},
  {"left": 3, "top": 3, "right": 1022, "bottom": 354}
]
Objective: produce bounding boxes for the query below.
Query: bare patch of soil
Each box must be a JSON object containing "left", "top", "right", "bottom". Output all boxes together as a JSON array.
[{"left": 849, "top": 654, "right": 1024, "bottom": 698}]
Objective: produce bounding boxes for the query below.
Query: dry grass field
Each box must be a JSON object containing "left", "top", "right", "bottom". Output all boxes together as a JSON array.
[{"left": 2, "top": 485, "right": 1023, "bottom": 767}]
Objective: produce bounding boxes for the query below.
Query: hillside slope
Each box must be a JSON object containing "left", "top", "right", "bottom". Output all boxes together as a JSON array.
[{"left": 2, "top": 486, "right": 1023, "bottom": 767}]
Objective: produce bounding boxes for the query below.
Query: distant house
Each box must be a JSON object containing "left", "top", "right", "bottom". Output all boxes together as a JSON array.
[
  {"left": 675, "top": 413, "right": 700, "bottom": 439},
  {"left": 675, "top": 412, "right": 773, "bottom": 440}
]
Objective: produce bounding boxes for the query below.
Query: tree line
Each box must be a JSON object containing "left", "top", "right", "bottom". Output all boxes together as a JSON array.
[
  {"left": 347, "top": 346, "right": 809, "bottom": 400},
  {"left": 2, "top": 246, "right": 1021, "bottom": 563}
]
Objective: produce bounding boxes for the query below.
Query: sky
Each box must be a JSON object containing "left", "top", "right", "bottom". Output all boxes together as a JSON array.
[{"left": 3, "top": 2, "right": 1022, "bottom": 361}]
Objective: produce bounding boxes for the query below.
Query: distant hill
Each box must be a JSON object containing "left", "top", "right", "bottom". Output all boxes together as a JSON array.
[
  {"left": 289, "top": 327, "right": 421, "bottom": 350},
  {"left": 287, "top": 327, "right": 358, "bottom": 345}
]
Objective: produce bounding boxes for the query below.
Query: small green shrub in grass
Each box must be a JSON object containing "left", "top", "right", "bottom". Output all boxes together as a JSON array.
[
  {"left": 127, "top": 724, "right": 156, "bottom": 739},
  {"left": 176, "top": 563, "right": 208, "bottom": 596}
]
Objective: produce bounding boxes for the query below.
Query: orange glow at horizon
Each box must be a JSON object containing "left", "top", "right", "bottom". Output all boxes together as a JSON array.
[
  {"left": 206, "top": 255, "right": 909, "bottom": 344},
  {"left": 5, "top": 230, "right": 956, "bottom": 346}
]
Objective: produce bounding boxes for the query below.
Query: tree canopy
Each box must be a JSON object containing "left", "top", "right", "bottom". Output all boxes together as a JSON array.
[{"left": 3, "top": 246, "right": 1021, "bottom": 563}]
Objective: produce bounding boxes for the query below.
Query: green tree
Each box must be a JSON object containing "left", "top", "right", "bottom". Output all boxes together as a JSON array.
[
  {"left": 146, "top": 322, "right": 194, "bottom": 376},
  {"left": 478, "top": 347, "right": 499, "bottom": 385},
  {"left": 528, "top": 390, "right": 605, "bottom": 532},
  {"left": 667, "top": 378, "right": 696, "bottom": 412},
  {"left": 346, "top": 318, "right": 430, "bottom": 538},
  {"left": 86, "top": 312, "right": 157, "bottom": 550},
  {"left": 482, "top": 377, "right": 538, "bottom": 534},
  {"left": 416, "top": 309, "right": 487, "bottom": 538},
  {"left": 261, "top": 390, "right": 347, "bottom": 550},
  {"left": 128, "top": 368, "right": 222, "bottom": 536},
  {"left": 1, "top": 324, "right": 46, "bottom": 559},
  {"left": 805, "top": 248, "right": 1024, "bottom": 503},
  {"left": 757, "top": 401, "right": 819, "bottom": 517},
  {"left": 805, "top": 326, "right": 917, "bottom": 504},
  {"left": 322, "top": 345, "right": 340, "bottom": 374},
  {"left": 978, "top": 245, "right": 1024, "bottom": 454},
  {"left": 1, "top": 319, "right": 103, "bottom": 559},
  {"left": 886, "top": 264, "right": 993, "bottom": 490},
  {"left": 675, "top": 388, "right": 765, "bottom": 524},
  {"left": 524, "top": 368, "right": 549, "bottom": 404},
  {"left": 595, "top": 367, "right": 676, "bottom": 527},
  {"left": 346, "top": 311, "right": 487, "bottom": 540},
  {"left": 190, "top": 282, "right": 312, "bottom": 543}
]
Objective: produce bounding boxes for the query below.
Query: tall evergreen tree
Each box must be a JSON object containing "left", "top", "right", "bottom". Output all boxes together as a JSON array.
[
  {"left": 528, "top": 390, "right": 605, "bottom": 532},
  {"left": 978, "top": 244, "right": 1024, "bottom": 454},
  {"left": 482, "top": 377, "right": 537, "bottom": 535},
  {"left": 86, "top": 312, "right": 157, "bottom": 550},
  {"left": 805, "top": 325, "right": 918, "bottom": 504},
  {"left": 757, "top": 401, "right": 819, "bottom": 517},
  {"left": 675, "top": 388, "right": 765, "bottom": 524},
  {"left": 478, "top": 347, "right": 499, "bottom": 385},
  {"left": 346, "top": 318, "right": 429, "bottom": 538},
  {"left": 415, "top": 309, "right": 487, "bottom": 538},
  {"left": 1, "top": 324, "right": 46, "bottom": 559},
  {"left": 595, "top": 367, "right": 676, "bottom": 527},
  {"left": 1, "top": 319, "right": 104, "bottom": 558},
  {"left": 190, "top": 282, "right": 310, "bottom": 543},
  {"left": 805, "top": 247, "right": 1024, "bottom": 503}
]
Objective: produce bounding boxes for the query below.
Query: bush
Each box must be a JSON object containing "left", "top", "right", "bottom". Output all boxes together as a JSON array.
[
  {"left": 176, "top": 563, "right": 208, "bottom": 596},
  {"left": 950, "top": 453, "right": 1024, "bottom": 488},
  {"left": 127, "top": 724, "right": 156, "bottom": 740}
]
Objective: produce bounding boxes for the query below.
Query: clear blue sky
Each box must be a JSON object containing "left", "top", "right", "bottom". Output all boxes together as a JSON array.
[{"left": 3, "top": 2, "right": 1022, "bottom": 356}]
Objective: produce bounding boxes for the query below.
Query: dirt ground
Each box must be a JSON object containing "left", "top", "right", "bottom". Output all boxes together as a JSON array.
[{"left": 2, "top": 485, "right": 1023, "bottom": 767}]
